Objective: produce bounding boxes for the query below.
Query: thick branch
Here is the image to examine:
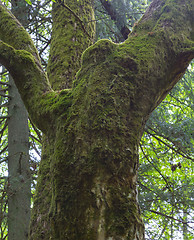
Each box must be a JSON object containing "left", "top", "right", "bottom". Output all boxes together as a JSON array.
[
  {"left": 0, "top": 40, "right": 54, "bottom": 132},
  {"left": 130, "top": 0, "right": 194, "bottom": 113},
  {"left": 81, "top": 0, "right": 194, "bottom": 123},
  {"left": 0, "top": 1, "right": 40, "bottom": 64},
  {"left": 0, "top": 2, "right": 74, "bottom": 133},
  {"left": 47, "top": 0, "right": 95, "bottom": 89}
]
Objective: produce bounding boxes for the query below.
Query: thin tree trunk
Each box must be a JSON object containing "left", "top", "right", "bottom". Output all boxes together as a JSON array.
[
  {"left": 170, "top": 180, "right": 175, "bottom": 240},
  {"left": 183, "top": 206, "right": 188, "bottom": 240},
  {"left": 100, "top": 0, "right": 130, "bottom": 40},
  {"left": 8, "top": 1, "right": 30, "bottom": 239},
  {"left": 8, "top": 75, "right": 30, "bottom": 240}
]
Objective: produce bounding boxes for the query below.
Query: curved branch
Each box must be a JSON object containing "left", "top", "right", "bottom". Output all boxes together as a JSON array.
[
  {"left": 0, "top": 2, "right": 74, "bottom": 133},
  {"left": 129, "top": 0, "right": 194, "bottom": 114},
  {"left": 0, "top": 40, "right": 53, "bottom": 132},
  {"left": 0, "top": 1, "right": 40, "bottom": 64}
]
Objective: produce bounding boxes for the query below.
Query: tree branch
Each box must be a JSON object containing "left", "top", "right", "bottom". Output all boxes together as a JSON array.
[
  {"left": 145, "top": 128, "right": 194, "bottom": 162},
  {"left": 149, "top": 209, "right": 190, "bottom": 224},
  {"left": 0, "top": 38, "right": 53, "bottom": 132},
  {"left": 57, "top": 0, "right": 92, "bottom": 40},
  {"left": 0, "top": 1, "right": 40, "bottom": 63},
  {"left": 100, "top": 0, "right": 130, "bottom": 40},
  {"left": 0, "top": 2, "right": 74, "bottom": 133}
]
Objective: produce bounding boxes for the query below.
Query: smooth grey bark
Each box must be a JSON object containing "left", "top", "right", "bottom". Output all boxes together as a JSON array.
[
  {"left": 8, "top": 1, "right": 30, "bottom": 239},
  {"left": 8, "top": 75, "right": 30, "bottom": 240}
]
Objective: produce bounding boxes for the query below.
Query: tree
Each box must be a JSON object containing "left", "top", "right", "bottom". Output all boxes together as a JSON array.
[
  {"left": 8, "top": 1, "right": 31, "bottom": 239},
  {"left": 95, "top": 0, "right": 150, "bottom": 42},
  {"left": 8, "top": 74, "right": 30, "bottom": 240},
  {"left": 0, "top": 0, "right": 193, "bottom": 239},
  {"left": 0, "top": 0, "right": 50, "bottom": 239},
  {"left": 99, "top": 0, "right": 131, "bottom": 41}
]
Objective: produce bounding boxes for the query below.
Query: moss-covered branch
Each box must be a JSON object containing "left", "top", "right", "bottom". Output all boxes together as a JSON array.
[
  {"left": 0, "top": 1, "right": 40, "bottom": 61},
  {"left": 79, "top": 0, "right": 194, "bottom": 118},
  {"left": 0, "top": 2, "right": 74, "bottom": 132},
  {"left": 130, "top": 0, "right": 194, "bottom": 111},
  {"left": 47, "top": 0, "right": 95, "bottom": 89},
  {"left": 0, "top": 40, "right": 73, "bottom": 132},
  {"left": 0, "top": 40, "right": 53, "bottom": 131}
]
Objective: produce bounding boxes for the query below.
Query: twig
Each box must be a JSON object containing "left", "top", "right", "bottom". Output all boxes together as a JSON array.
[
  {"left": 145, "top": 128, "right": 194, "bottom": 162},
  {"left": 149, "top": 210, "right": 193, "bottom": 224}
]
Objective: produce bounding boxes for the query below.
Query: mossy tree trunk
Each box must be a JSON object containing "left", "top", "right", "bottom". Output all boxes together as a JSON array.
[{"left": 0, "top": 0, "right": 193, "bottom": 239}]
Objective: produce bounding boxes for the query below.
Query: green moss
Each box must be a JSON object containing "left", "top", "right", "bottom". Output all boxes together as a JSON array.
[
  {"left": 81, "top": 39, "right": 117, "bottom": 64},
  {"left": 26, "top": 0, "right": 193, "bottom": 239},
  {"left": 39, "top": 89, "right": 72, "bottom": 115},
  {"left": 0, "top": 4, "right": 39, "bottom": 57},
  {"left": 47, "top": 0, "right": 95, "bottom": 90},
  {"left": 29, "top": 136, "right": 54, "bottom": 240}
]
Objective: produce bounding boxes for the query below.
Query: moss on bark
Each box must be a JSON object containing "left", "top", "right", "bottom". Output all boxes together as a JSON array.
[
  {"left": 0, "top": 0, "right": 194, "bottom": 239},
  {"left": 47, "top": 0, "right": 95, "bottom": 89},
  {"left": 30, "top": 1, "right": 193, "bottom": 238}
]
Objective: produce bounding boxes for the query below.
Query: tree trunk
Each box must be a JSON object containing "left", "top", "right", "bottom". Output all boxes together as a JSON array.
[
  {"left": 8, "top": 76, "right": 30, "bottom": 240},
  {"left": 8, "top": 1, "right": 30, "bottom": 239},
  {"left": 183, "top": 206, "right": 188, "bottom": 240},
  {"left": 0, "top": 0, "right": 193, "bottom": 239}
]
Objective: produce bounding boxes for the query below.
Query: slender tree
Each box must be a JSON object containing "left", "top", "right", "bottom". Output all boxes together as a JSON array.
[
  {"left": 7, "top": 1, "right": 31, "bottom": 239},
  {"left": 99, "top": 0, "right": 131, "bottom": 40},
  {"left": 0, "top": 0, "right": 193, "bottom": 239},
  {"left": 8, "top": 75, "right": 30, "bottom": 240}
]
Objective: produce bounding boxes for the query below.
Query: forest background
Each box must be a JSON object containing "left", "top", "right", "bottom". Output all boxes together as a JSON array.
[{"left": 0, "top": 0, "right": 193, "bottom": 239}]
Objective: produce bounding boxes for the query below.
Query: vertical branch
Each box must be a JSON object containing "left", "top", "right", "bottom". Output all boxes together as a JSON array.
[{"left": 47, "top": 0, "right": 96, "bottom": 89}]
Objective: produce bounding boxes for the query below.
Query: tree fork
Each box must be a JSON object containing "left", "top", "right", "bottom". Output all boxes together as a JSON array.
[{"left": 0, "top": 0, "right": 193, "bottom": 239}]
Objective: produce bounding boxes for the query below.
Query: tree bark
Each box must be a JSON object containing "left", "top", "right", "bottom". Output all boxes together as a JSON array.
[
  {"left": 47, "top": 0, "right": 95, "bottom": 89},
  {"left": 0, "top": 0, "right": 193, "bottom": 239},
  {"left": 8, "top": 75, "right": 30, "bottom": 240},
  {"left": 8, "top": 1, "right": 31, "bottom": 239}
]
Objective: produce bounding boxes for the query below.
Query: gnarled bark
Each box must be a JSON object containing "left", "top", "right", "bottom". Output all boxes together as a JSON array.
[{"left": 0, "top": 0, "right": 193, "bottom": 239}]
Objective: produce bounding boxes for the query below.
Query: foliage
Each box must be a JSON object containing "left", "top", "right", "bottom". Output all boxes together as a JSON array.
[
  {"left": 139, "top": 62, "right": 194, "bottom": 239},
  {"left": 95, "top": 0, "right": 151, "bottom": 42}
]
